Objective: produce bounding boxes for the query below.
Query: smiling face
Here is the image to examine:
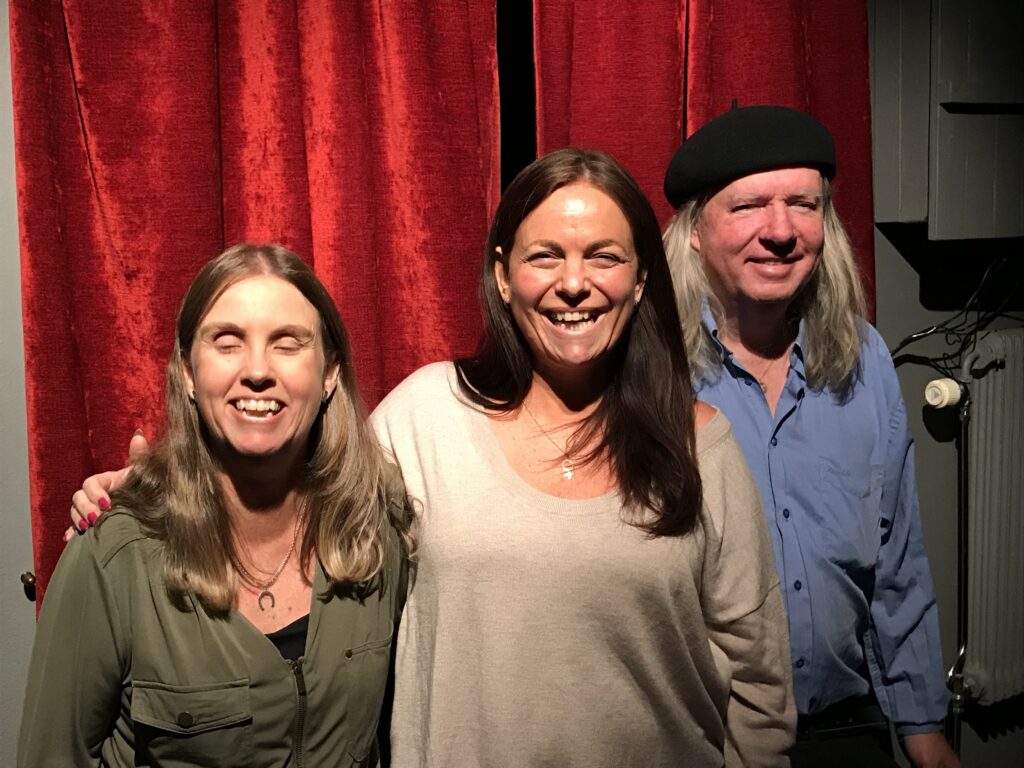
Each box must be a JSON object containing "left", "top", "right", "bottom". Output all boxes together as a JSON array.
[
  {"left": 692, "top": 167, "right": 824, "bottom": 313},
  {"left": 183, "top": 275, "right": 338, "bottom": 470},
  {"left": 494, "top": 182, "right": 645, "bottom": 382}
]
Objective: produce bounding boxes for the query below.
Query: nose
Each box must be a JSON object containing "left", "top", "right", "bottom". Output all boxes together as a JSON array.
[
  {"left": 241, "top": 346, "right": 274, "bottom": 391},
  {"left": 760, "top": 202, "right": 797, "bottom": 254},
  {"left": 556, "top": 256, "right": 590, "bottom": 300}
]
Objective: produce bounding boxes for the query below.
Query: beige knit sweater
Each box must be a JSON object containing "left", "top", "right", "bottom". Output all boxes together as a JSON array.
[{"left": 372, "top": 363, "right": 795, "bottom": 767}]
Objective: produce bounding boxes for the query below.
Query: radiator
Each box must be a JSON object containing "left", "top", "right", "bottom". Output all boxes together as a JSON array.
[{"left": 962, "top": 328, "right": 1024, "bottom": 705}]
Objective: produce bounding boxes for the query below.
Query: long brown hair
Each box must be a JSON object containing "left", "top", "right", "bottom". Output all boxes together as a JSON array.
[
  {"left": 457, "top": 148, "right": 703, "bottom": 536},
  {"left": 108, "top": 244, "right": 412, "bottom": 612}
]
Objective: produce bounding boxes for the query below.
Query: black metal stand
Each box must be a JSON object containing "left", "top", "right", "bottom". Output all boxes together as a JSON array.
[{"left": 945, "top": 386, "right": 971, "bottom": 755}]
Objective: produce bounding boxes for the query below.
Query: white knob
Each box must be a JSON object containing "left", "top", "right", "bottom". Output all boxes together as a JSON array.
[{"left": 925, "top": 378, "right": 962, "bottom": 408}]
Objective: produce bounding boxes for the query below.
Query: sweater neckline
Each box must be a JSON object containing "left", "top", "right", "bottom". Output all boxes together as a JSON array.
[{"left": 447, "top": 364, "right": 728, "bottom": 518}]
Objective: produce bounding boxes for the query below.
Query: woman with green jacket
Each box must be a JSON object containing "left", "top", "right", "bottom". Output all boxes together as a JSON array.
[{"left": 19, "top": 244, "right": 412, "bottom": 767}]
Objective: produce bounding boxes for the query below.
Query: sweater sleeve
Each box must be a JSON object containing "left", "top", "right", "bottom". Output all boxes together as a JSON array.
[
  {"left": 701, "top": 425, "right": 796, "bottom": 767},
  {"left": 18, "top": 530, "right": 129, "bottom": 767}
]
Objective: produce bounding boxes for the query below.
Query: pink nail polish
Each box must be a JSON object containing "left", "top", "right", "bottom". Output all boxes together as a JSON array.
[
  {"left": 79, "top": 519, "right": 89, "bottom": 531},
  {"left": 98, "top": 497, "right": 111, "bottom": 512},
  {"left": 87, "top": 512, "right": 98, "bottom": 524}
]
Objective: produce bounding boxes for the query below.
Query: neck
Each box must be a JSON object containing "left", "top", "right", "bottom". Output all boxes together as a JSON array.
[
  {"left": 527, "top": 365, "right": 607, "bottom": 419},
  {"left": 217, "top": 462, "right": 305, "bottom": 541},
  {"left": 715, "top": 299, "right": 797, "bottom": 360}
]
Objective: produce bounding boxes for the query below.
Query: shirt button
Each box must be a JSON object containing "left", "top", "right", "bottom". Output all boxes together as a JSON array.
[
  {"left": 177, "top": 711, "right": 194, "bottom": 728},
  {"left": 795, "top": 658, "right": 806, "bottom": 669},
  {"left": 794, "top": 580, "right": 802, "bottom": 591},
  {"left": 345, "top": 649, "right": 353, "bottom": 658},
  {"left": 782, "top": 508, "right": 791, "bottom": 519},
  {"left": 770, "top": 437, "right": 778, "bottom": 447}
]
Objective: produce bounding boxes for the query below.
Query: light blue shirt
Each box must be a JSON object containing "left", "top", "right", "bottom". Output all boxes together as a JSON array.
[{"left": 696, "top": 306, "right": 948, "bottom": 734}]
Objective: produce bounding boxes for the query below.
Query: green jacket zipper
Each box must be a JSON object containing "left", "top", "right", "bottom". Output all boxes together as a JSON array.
[{"left": 290, "top": 657, "right": 308, "bottom": 767}]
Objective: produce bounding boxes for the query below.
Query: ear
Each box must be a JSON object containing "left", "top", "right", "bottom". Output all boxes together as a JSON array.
[
  {"left": 689, "top": 223, "right": 701, "bottom": 253},
  {"left": 635, "top": 270, "right": 646, "bottom": 304},
  {"left": 322, "top": 363, "right": 341, "bottom": 402},
  {"left": 181, "top": 356, "right": 196, "bottom": 400},
  {"left": 493, "top": 247, "right": 511, "bottom": 305}
]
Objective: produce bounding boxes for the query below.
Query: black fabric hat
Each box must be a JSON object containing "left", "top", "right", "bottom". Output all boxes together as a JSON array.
[{"left": 664, "top": 105, "right": 836, "bottom": 208}]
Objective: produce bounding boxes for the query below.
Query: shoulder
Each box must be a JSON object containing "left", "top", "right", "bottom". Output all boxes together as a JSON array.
[
  {"left": 693, "top": 400, "right": 717, "bottom": 431},
  {"left": 694, "top": 407, "right": 759, "bottom": 493},
  {"left": 851, "top": 320, "right": 905, "bottom": 402},
  {"left": 50, "top": 510, "right": 157, "bottom": 598},
  {"left": 373, "top": 362, "right": 457, "bottom": 421},
  {"left": 87, "top": 509, "right": 158, "bottom": 567},
  {"left": 693, "top": 409, "right": 767, "bottom": 535},
  {"left": 371, "top": 362, "right": 468, "bottom": 453},
  {"left": 694, "top": 405, "right": 755, "bottom": 481},
  {"left": 857, "top": 320, "right": 892, "bottom": 362}
]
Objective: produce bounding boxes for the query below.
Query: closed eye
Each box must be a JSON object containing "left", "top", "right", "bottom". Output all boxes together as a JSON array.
[
  {"left": 587, "top": 252, "right": 624, "bottom": 266},
  {"left": 213, "top": 333, "right": 242, "bottom": 352},
  {"left": 790, "top": 200, "right": 820, "bottom": 211},
  {"left": 526, "top": 251, "right": 561, "bottom": 265}
]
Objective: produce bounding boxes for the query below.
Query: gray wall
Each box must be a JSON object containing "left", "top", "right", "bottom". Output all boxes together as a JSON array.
[
  {"left": 870, "top": 1, "right": 1024, "bottom": 765},
  {"left": 0, "top": 1, "right": 37, "bottom": 762}
]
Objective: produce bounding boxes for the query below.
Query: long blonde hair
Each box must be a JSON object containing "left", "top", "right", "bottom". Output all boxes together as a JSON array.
[
  {"left": 108, "top": 244, "right": 412, "bottom": 612},
  {"left": 663, "top": 178, "right": 866, "bottom": 393}
]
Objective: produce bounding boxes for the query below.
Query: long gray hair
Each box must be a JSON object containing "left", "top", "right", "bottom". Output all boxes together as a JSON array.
[{"left": 663, "top": 178, "right": 866, "bottom": 393}]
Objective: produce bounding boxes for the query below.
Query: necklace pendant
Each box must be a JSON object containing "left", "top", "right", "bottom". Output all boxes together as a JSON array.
[
  {"left": 560, "top": 458, "right": 575, "bottom": 480},
  {"left": 257, "top": 588, "right": 276, "bottom": 611}
]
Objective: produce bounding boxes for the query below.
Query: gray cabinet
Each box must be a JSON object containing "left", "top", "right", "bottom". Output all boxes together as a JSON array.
[{"left": 873, "top": 0, "right": 1024, "bottom": 240}]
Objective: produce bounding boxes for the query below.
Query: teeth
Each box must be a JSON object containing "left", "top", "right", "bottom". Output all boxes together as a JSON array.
[
  {"left": 552, "top": 310, "right": 594, "bottom": 323},
  {"left": 234, "top": 399, "right": 281, "bottom": 413}
]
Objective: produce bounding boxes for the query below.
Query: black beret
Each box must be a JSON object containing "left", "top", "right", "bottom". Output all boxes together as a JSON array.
[{"left": 664, "top": 105, "right": 836, "bottom": 208}]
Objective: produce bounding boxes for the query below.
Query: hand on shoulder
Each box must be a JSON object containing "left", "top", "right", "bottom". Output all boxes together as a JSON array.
[{"left": 66, "top": 431, "right": 150, "bottom": 540}]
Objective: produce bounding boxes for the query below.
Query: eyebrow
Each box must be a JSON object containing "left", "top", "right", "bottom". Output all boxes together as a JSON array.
[
  {"left": 199, "top": 322, "right": 315, "bottom": 339},
  {"left": 730, "top": 191, "right": 823, "bottom": 202},
  {"left": 523, "top": 238, "right": 629, "bottom": 255}
]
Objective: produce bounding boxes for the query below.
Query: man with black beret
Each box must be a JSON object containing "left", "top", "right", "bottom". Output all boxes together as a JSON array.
[{"left": 663, "top": 106, "right": 959, "bottom": 768}]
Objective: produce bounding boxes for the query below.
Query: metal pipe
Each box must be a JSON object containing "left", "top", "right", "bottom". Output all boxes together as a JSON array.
[{"left": 944, "top": 385, "right": 971, "bottom": 754}]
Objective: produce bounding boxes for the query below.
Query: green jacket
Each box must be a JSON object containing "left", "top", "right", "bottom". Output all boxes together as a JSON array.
[{"left": 19, "top": 510, "right": 406, "bottom": 767}]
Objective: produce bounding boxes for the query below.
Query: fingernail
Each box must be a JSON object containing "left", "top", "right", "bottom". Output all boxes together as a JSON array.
[
  {"left": 98, "top": 497, "right": 111, "bottom": 512},
  {"left": 87, "top": 512, "right": 98, "bottom": 524},
  {"left": 78, "top": 519, "right": 89, "bottom": 531},
  {"left": 133, "top": 428, "right": 144, "bottom": 437}
]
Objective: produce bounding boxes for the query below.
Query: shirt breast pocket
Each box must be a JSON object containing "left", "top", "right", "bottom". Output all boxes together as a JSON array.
[
  {"left": 131, "top": 678, "right": 253, "bottom": 766},
  {"left": 817, "top": 459, "right": 885, "bottom": 571}
]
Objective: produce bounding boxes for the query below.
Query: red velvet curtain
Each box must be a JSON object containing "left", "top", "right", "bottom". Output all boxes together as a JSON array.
[
  {"left": 12, "top": 1, "right": 874, "bottom": 600},
  {"left": 534, "top": 0, "right": 875, "bottom": 313},
  {"left": 10, "top": 0, "right": 498, "bottom": 600}
]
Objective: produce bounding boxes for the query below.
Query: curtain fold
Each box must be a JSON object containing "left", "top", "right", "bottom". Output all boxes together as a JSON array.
[
  {"left": 534, "top": 0, "right": 876, "bottom": 314},
  {"left": 534, "top": 0, "right": 686, "bottom": 226},
  {"left": 10, "top": 0, "right": 498, "bottom": 600},
  {"left": 12, "top": 0, "right": 873, "bottom": 599}
]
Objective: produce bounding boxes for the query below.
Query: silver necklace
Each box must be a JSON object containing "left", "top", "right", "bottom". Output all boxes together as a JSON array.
[
  {"left": 751, "top": 351, "right": 789, "bottom": 393},
  {"left": 232, "top": 512, "right": 302, "bottom": 611},
  {"left": 522, "top": 401, "right": 576, "bottom": 480}
]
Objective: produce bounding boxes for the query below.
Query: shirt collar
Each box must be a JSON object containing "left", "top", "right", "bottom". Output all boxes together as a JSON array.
[{"left": 701, "top": 298, "right": 807, "bottom": 378}]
